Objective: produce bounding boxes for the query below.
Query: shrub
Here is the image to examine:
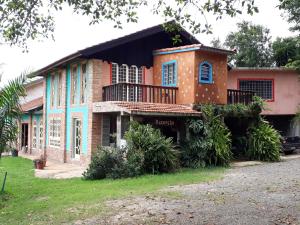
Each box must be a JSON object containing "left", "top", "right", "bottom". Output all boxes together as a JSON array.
[
  {"left": 247, "top": 120, "right": 281, "bottom": 162},
  {"left": 83, "top": 146, "right": 125, "bottom": 180},
  {"left": 125, "top": 121, "right": 179, "bottom": 174},
  {"left": 183, "top": 105, "right": 232, "bottom": 168}
]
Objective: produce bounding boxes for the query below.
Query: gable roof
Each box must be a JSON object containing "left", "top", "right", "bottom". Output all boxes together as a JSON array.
[{"left": 32, "top": 22, "right": 200, "bottom": 77}]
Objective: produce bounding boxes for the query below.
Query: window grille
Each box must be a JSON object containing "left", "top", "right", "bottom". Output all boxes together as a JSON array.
[{"left": 239, "top": 80, "right": 273, "bottom": 100}]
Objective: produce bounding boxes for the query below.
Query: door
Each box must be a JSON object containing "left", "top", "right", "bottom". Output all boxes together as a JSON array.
[
  {"left": 21, "top": 123, "right": 28, "bottom": 150},
  {"left": 73, "top": 118, "right": 81, "bottom": 160}
]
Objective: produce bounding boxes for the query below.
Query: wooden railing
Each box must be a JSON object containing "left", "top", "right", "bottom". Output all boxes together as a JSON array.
[
  {"left": 227, "top": 89, "right": 255, "bottom": 105},
  {"left": 103, "top": 83, "right": 178, "bottom": 104}
]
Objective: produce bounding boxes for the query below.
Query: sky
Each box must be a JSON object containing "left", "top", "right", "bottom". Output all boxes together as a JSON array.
[{"left": 0, "top": 0, "right": 295, "bottom": 86}]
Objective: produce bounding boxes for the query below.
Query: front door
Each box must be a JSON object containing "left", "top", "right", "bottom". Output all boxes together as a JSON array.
[{"left": 73, "top": 118, "right": 81, "bottom": 160}]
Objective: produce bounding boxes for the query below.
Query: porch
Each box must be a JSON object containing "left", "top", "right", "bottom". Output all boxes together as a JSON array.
[
  {"left": 93, "top": 101, "right": 201, "bottom": 148},
  {"left": 103, "top": 83, "right": 255, "bottom": 105}
]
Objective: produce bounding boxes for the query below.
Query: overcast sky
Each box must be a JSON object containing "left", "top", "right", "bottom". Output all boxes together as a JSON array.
[{"left": 0, "top": 0, "right": 295, "bottom": 86}]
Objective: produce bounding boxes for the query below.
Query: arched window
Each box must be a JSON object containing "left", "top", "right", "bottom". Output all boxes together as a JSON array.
[
  {"left": 129, "top": 66, "right": 138, "bottom": 83},
  {"left": 111, "top": 63, "right": 118, "bottom": 84},
  {"left": 199, "top": 61, "right": 213, "bottom": 84},
  {"left": 118, "top": 64, "right": 128, "bottom": 83}
]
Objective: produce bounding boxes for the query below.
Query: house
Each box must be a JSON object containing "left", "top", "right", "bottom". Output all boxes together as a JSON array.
[
  {"left": 17, "top": 23, "right": 256, "bottom": 165},
  {"left": 228, "top": 67, "right": 300, "bottom": 135},
  {"left": 19, "top": 78, "right": 44, "bottom": 156}
]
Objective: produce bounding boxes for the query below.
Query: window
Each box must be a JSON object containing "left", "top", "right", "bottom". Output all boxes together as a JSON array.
[
  {"left": 119, "top": 64, "right": 127, "bottom": 83},
  {"left": 119, "top": 64, "right": 128, "bottom": 100},
  {"left": 110, "top": 63, "right": 144, "bottom": 101},
  {"left": 81, "top": 63, "right": 88, "bottom": 104},
  {"left": 111, "top": 63, "right": 118, "bottom": 84},
  {"left": 239, "top": 79, "right": 274, "bottom": 100},
  {"left": 71, "top": 66, "right": 78, "bottom": 104},
  {"left": 32, "top": 121, "right": 37, "bottom": 149},
  {"left": 50, "top": 75, "right": 55, "bottom": 107},
  {"left": 49, "top": 118, "right": 61, "bottom": 147},
  {"left": 39, "top": 119, "right": 43, "bottom": 149},
  {"left": 73, "top": 118, "right": 82, "bottom": 159},
  {"left": 199, "top": 61, "right": 213, "bottom": 84},
  {"left": 162, "top": 61, "right": 176, "bottom": 86},
  {"left": 57, "top": 72, "right": 62, "bottom": 106}
]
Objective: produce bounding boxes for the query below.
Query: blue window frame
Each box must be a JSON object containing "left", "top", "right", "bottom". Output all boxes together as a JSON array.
[
  {"left": 162, "top": 60, "right": 177, "bottom": 87},
  {"left": 199, "top": 61, "right": 213, "bottom": 84}
]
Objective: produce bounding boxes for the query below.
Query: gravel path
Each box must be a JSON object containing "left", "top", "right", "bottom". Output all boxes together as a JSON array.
[{"left": 76, "top": 157, "right": 300, "bottom": 225}]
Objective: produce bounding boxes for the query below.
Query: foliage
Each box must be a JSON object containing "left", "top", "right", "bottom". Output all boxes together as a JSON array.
[
  {"left": 278, "top": 0, "right": 300, "bottom": 32},
  {"left": 247, "top": 120, "right": 281, "bottom": 162},
  {"left": 84, "top": 122, "right": 179, "bottom": 180},
  {"left": 0, "top": 75, "right": 26, "bottom": 158},
  {"left": 0, "top": 0, "right": 258, "bottom": 49},
  {"left": 183, "top": 105, "right": 232, "bottom": 168},
  {"left": 224, "top": 21, "right": 273, "bottom": 67},
  {"left": 0, "top": 157, "right": 224, "bottom": 225},
  {"left": 125, "top": 121, "right": 179, "bottom": 174},
  {"left": 272, "top": 36, "right": 300, "bottom": 67},
  {"left": 83, "top": 147, "right": 128, "bottom": 180}
]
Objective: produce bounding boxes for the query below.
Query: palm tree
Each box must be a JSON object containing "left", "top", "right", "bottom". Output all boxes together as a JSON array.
[{"left": 0, "top": 75, "right": 26, "bottom": 158}]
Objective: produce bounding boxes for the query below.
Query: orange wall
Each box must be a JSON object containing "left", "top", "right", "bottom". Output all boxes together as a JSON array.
[
  {"left": 228, "top": 70, "right": 300, "bottom": 115},
  {"left": 153, "top": 50, "right": 228, "bottom": 105},
  {"left": 194, "top": 51, "right": 228, "bottom": 105},
  {"left": 153, "top": 51, "right": 196, "bottom": 104}
]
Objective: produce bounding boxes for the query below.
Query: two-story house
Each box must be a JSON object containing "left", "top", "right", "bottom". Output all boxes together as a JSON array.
[{"left": 19, "top": 23, "right": 246, "bottom": 165}]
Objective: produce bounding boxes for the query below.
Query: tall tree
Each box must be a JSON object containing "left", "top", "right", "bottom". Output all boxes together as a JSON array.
[
  {"left": 0, "top": 75, "right": 26, "bottom": 158},
  {"left": 278, "top": 0, "right": 300, "bottom": 32},
  {"left": 272, "top": 36, "right": 300, "bottom": 67},
  {"left": 0, "top": 0, "right": 258, "bottom": 50},
  {"left": 224, "top": 21, "right": 273, "bottom": 67}
]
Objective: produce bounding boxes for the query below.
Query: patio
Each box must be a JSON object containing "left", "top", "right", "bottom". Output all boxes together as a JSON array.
[{"left": 19, "top": 152, "right": 87, "bottom": 179}]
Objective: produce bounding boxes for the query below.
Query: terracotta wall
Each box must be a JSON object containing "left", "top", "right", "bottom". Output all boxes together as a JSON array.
[
  {"left": 194, "top": 51, "right": 228, "bottom": 105},
  {"left": 228, "top": 69, "right": 300, "bottom": 115},
  {"left": 153, "top": 50, "right": 228, "bottom": 105},
  {"left": 153, "top": 51, "right": 196, "bottom": 104}
]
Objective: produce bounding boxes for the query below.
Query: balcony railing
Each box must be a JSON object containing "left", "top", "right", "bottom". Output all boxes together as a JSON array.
[
  {"left": 103, "top": 83, "right": 178, "bottom": 104},
  {"left": 227, "top": 89, "right": 255, "bottom": 105}
]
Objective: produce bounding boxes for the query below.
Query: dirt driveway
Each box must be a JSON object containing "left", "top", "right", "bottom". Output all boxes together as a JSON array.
[{"left": 77, "top": 157, "right": 300, "bottom": 225}]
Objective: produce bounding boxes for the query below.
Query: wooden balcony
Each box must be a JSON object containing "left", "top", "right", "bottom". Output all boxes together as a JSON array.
[
  {"left": 227, "top": 89, "right": 255, "bottom": 105},
  {"left": 103, "top": 83, "right": 178, "bottom": 104}
]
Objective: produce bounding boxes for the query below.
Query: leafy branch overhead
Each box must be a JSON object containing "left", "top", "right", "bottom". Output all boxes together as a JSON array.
[{"left": 0, "top": 0, "right": 258, "bottom": 49}]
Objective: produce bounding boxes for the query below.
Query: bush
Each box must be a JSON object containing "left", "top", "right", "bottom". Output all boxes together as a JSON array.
[
  {"left": 247, "top": 120, "right": 281, "bottom": 162},
  {"left": 182, "top": 105, "right": 232, "bottom": 168},
  {"left": 83, "top": 147, "right": 125, "bottom": 180},
  {"left": 125, "top": 121, "right": 179, "bottom": 174}
]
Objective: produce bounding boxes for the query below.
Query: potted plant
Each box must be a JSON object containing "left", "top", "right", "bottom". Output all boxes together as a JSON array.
[
  {"left": 11, "top": 148, "right": 18, "bottom": 157},
  {"left": 33, "top": 155, "right": 47, "bottom": 169}
]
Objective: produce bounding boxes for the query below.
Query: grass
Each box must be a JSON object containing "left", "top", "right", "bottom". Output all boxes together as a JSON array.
[{"left": 0, "top": 157, "right": 225, "bottom": 225}]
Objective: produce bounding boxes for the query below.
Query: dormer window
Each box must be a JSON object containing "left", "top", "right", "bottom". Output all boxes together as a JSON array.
[{"left": 199, "top": 61, "right": 213, "bottom": 84}]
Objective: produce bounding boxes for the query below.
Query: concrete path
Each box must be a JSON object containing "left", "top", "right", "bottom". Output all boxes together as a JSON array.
[{"left": 19, "top": 153, "right": 87, "bottom": 179}]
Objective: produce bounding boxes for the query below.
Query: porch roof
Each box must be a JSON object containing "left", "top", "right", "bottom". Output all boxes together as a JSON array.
[
  {"left": 93, "top": 102, "right": 201, "bottom": 117},
  {"left": 21, "top": 97, "right": 43, "bottom": 113}
]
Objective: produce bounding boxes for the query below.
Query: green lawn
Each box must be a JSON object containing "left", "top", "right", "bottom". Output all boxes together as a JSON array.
[{"left": 0, "top": 157, "right": 225, "bottom": 225}]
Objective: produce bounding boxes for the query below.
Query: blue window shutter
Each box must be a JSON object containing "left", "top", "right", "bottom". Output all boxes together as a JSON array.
[{"left": 199, "top": 61, "right": 213, "bottom": 84}]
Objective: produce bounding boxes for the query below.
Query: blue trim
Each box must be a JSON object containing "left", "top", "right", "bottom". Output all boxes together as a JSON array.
[
  {"left": 162, "top": 60, "right": 177, "bottom": 87},
  {"left": 199, "top": 61, "right": 213, "bottom": 84},
  {"left": 66, "top": 64, "right": 89, "bottom": 155},
  {"left": 21, "top": 114, "right": 30, "bottom": 121},
  {"left": 153, "top": 47, "right": 200, "bottom": 56}
]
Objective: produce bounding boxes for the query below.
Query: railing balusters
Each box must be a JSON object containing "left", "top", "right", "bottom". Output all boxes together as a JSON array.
[
  {"left": 227, "top": 89, "right": 255, "bottom": 105},
  {"left": 103, "top": 83, "right": 178, "bottom": 104}
]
